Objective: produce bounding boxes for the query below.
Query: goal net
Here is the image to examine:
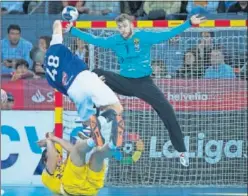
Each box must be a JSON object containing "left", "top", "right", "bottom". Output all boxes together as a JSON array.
[{"left": 60, "top": 21, "right": 247, "bottom": 187}]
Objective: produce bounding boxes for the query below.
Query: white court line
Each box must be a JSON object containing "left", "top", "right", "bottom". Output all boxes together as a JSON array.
[
  {"left": 191, "top": 193, "right": 247, "bottom": 196},
  {"left": 1, "top": 189, "right": 4, "bottom": 195}
]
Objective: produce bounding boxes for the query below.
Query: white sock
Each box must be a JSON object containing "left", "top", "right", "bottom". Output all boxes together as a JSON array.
[
  {"left": 87, "top": 138, "right": 96, "bottom": 148},
  {"left": 108, "top": 141, "right": 117, "bottom": 150}
]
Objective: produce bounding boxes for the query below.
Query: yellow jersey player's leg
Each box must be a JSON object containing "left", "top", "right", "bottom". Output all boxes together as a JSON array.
[{"left": 39, "top": 122, "right": 123, "bottom": 196}]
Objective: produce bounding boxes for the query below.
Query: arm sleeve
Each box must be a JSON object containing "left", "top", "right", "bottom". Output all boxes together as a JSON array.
[
  {"left": 145, "top": 20, "right": 191, "bottom": 45},
  {"left": 70, "top": 27, "right": 116, "bottom": 49}
]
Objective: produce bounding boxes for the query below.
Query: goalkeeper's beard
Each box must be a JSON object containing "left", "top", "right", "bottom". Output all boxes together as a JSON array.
[{"left": 122, "top": 29, "right": 133, "bottom": 39}]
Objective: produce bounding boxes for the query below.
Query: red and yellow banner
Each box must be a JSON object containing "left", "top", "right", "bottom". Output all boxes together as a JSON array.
[{"left": 61, "top": 20, "right": 248, "bottom": 29}]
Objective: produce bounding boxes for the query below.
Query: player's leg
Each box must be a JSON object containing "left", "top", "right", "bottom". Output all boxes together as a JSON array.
[
  {"left": 67, "top": 87, "right": 105, "bottom": 146},
  {"left": 93, "top": 68, "right": 135, "bottom": 96},
  {"left": 89, "top": 144, "right": 113, "bottom": 172},
  {"left": 67, "top": 70, "right": 123, "bottom": 147},
  {"left": 71, "top": 143, "right": 115, "bottom": 195},
  {"left": 133, "top": 77, "right": 189, "bottom": 166},
  {"left": 70, "top": 120, "right": 105, "bottom": 167},
  {"left": 87, "top": 71, "right": 125, "bottom": 147},
  {"left": 69, "top": 139, "right": 94, "bottom": 167}
]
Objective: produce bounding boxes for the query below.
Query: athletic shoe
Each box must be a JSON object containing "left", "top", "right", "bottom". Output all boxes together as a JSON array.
[
  {"left": 89, "top": 115, "right": 105, "bottom": 146},
  {"left": 179, "top": 152, "right": 189, "bottom": 167},
  {"left": 110, "top": 115, "right": 124, "bottom": 147},
  {"left": 77, "top": 127, "right": 91, "bottom": 139}
]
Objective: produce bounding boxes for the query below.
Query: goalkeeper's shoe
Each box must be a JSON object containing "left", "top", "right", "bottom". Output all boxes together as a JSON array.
[
  {"left": 89, "top": 115, "right": 105, "bottom": 146},
  {"left": 110, "top": 114, "right": 124, "bottom": 147},
  {"left": 179, "top": 152, "right": 189, "bottom": 167}
]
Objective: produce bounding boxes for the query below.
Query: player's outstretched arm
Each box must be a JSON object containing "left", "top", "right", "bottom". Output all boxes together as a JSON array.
[
  {"left": 53, "top": 20, "right": 63, "bottom": 35},
  {"left": 45, "top": 139, "right": 58, "bottom": 174},
  {"left": 47, "top": 132, "right": 73, "bottom": 153},
  {"left": 144, "top": 14, "right": 206, "bottom": 45},
  {"left": 65, "top": 23, "right": 116, "bottom": 49}
]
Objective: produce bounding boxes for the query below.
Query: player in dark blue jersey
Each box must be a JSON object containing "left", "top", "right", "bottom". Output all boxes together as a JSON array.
[{"left": 44, "top": 20, "right": 124, "bottom": 148}]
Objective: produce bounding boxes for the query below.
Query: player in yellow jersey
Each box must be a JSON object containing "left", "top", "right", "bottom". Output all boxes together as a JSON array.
[{"left": 38, "top": 128, "right": 121, "bottom": 196}]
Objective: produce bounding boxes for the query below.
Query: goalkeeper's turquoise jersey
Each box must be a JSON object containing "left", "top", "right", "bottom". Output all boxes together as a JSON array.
[{"left": 70, "top": 20, "right": 191, "bottom": 78}]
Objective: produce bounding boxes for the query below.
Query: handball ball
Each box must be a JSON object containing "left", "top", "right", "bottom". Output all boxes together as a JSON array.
[{"left": 62, "top": 6, "right": 79, "bottom": 22}]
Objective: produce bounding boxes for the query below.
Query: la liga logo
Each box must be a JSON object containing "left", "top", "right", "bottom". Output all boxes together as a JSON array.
[{"left": 114, "top": 132, "right": 144, "bottom": 164}]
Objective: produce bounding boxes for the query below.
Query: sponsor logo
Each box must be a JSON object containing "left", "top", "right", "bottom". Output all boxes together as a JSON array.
[
  {"left": 150, "top": 133, "right": 246, "bottom": 164},
  {"left": 31, "top": 90, "right": 46, "bottom": 103},
  {"left": 115, "top": 132, "right": 144, "bottom": 164},
  {"left": 62, "top": 72, "right": 68, "bottom": 86},
  {"left": 134, "top": 38, "right": 140, "bottom": 51},
  {"left": 167, "top": 92, "right": 208, "bottom": 101}
]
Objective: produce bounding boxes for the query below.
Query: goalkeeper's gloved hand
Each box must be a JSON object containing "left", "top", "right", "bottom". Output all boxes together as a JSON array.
[{"left": 64, "top": 22, "right": 73, "bottom": 33}]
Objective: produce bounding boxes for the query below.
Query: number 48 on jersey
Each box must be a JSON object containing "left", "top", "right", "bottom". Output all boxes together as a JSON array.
[{"left": 46, "top": 55, "right": 60, "bottom": 81}]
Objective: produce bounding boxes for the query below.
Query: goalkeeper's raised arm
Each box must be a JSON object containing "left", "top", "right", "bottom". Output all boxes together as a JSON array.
[
  {"left": 143, "top": 14, "right": 206, "bottom": 44},
  {"left": 66, "top": 14, "right": 205, "bottom": 49},
  {"left": 66, "top": 24, "right": 117, "bottom": 49}
]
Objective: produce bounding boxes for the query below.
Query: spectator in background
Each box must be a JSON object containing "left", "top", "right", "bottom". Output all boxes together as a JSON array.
[
  {"left": 5, "top": 93, "right": 15, "bottom": 110},
  {"left": 143, "top": 1, "right": 182, "bottom": 20},
  {"left": 0, "top": 89, "right": 14, "bottom": 110},
  {"left": 62, "top": 0, "right": 90, "bottom": 14},
  {"left": 74, "top": 38, "right": 88, "bottom": 63},
  {"left": 30, "top": 46, "right": 45, "bottom": 77},
  {"left": 196, "top": 31, "right": 214, "bottom": 69},
  {"left": 1, "top": 89, "right": 8, "bottom": 109},
  {"left": 39, "top": 36, "right": 51, "bottom": 52},
  {"left": 48, "top": 1, "right": 88, "bottom": 14},
  {"left": 224, "top": 1, "right": 236, "bottom": 10},
  {"left": 120, "top": 2, "right": 144, "bottom": 20},
  {"left": 151, "top": 60, "right": 169, "bottom": 78},
  {"left": 186, "top": 1, "right": 219, "bottom": 17},
  {"left": 1, "top": 24, "right": 33, "bottom": 75},
  {"left": 75, "top": 0, "right": 90, "bottom": 14},
  {"left": 161, "top": 36, "right": 186, "bottom": 76},
  {"left": 1, "top": 1, "right": 24, "bottom": 14},
  {"left": 204, "top": 47, "right": 235, "bottom": 79},
  {"left": 30, "top": 36, "right": 51, "bottom": 78},
  {"left": 228, "top": 1, "right": 248, "bottom": 13},
  {"left": 176, "top": 49, "right": 203, "bottom": 78},
  {"left": 238, "top": 63, "right": 247, "bottom": 80},
  {"left": 11, "top": 59, "right": 35, "bottom": 81},
  {"left": 85, "top": 1, "right": 120, "bottom": 18}
]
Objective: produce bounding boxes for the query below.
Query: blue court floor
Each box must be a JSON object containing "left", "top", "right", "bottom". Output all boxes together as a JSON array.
[{"left": 1, "top": 186, "right": 247, "bottom": 196}]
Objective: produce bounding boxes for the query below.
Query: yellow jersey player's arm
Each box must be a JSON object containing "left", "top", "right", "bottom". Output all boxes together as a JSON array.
[
  {"left": 46, "top": 140, "right": 58, "bottom": 174},
  {"left": 50, "top": 136, "right": 74, "bottom": 153}
]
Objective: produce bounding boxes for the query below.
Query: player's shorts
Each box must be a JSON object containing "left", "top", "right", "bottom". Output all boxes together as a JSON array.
[
  {"left": 61, "top": 155, "right": 106, "bottom": 196},
  {"left": 67, "top": 70, "right": 120, "bottom": 121}
]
